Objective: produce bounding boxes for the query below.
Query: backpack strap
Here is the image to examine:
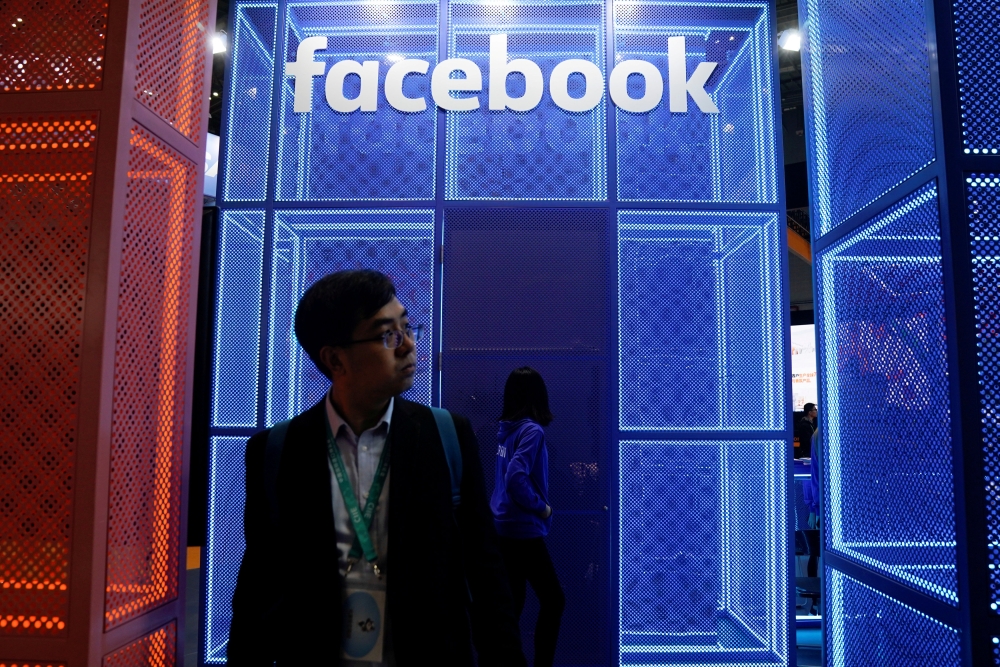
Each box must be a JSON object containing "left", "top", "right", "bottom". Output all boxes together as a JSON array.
[
  {"left": 264, "top": 419, "right": 291, "bottom": 526},
  {"left": 429, "top": 407, "right": 462, "bottom": 507}
]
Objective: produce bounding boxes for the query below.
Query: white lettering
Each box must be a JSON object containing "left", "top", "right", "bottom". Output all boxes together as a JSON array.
[
  {"left": 284, "top": 34, "right": 723, "bottom": 116},
  {"left": 668, "top": 36, "right": 718, "bottom": 113},
  {"left": 609, "top": 59, "right": 663, "bottom": 113},
  {"left": 286, "top": 36, "right": 327, "bottom": 113},
  {"left": 325, "top": 60, "right": 379, "bottom": 112},
  {"left": 489, "top": 34, "right": 544, "bottom": 112},
  {"left": 549, "top": 59, "right": 604, "bottom": 113},
  {"left": 431, "top": 58, "right": 482, "bottom": 111},
  {"left": 385, "top": 59, "right": 430, "bottom": 112}
]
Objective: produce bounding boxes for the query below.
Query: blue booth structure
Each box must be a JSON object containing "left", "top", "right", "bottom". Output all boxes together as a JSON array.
[
  {"left": 800, "top": 0, "right": 998, "bottom": 661},
  {"left": 201, "top": 0, "right": 793, "bottom": 664}
]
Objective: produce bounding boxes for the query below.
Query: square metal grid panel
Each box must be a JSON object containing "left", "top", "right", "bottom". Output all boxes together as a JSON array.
[
  {"left": 965, "top": 174, "right": 1000, "bottom": 612},
  {"left": 212, "top": 211, "right": 265, "bottom": 428},
  {"left": 614, "top": 0, "right": 777, "bottom": 204},
  {"left": 222, "top": 3, "right": 278, "bottom": 202},
  {"left": 202, "top": 437, "right": 247, "bottom": 665},
  {"left": 105, "top": 125, "right": 199, "bottom": 629},
  {"left": 0, "top": 114, "right": 99, "bottom": 636},
  {"left": 952, "top": 0, "right": 999, "bottom": 154},
  {"left": 801, "top": 0, "right": 935, "bottom": 237},
  {"left": 276, "top": 0, "right": 439, "bottom": 201},
  {"left": 445, "top": 0, "right": 607, "bottom": 201},
  {"left": 103, "top": 621, "right": 177, "bottom": 666},
  {"left": 0, "top": 0, "right": 108, "bottom": 92},
  {"left": 618, "top": 210, "right": 783, "bottom": 431},
  {"left": 267, "top": 209, "right": 434, "bottom": 423},
  {"left": 133, "top": 0, "right": 210, "bottom": 143},
  {"left": 815, "top": 182, "right": 957, "bottom": 604},
  {"left": 619, "top": 439, "right": 786, "bottom": 664},
  {"left": 825, "top": 569, "right": 959, "bottom": 667}
]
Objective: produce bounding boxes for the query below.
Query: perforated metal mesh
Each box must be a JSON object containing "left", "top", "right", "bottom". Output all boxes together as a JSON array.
[
  {"left": 801, "top": 0, "right": 935, "bottom": 236},
  {"left": 276, "top": 1, "right": 438, "bottom": 201},
  {"left": 212, "top": 211, "right": 264, "bottom": 428},
  {"left": 618, "top": 211, "right": 783, "bottom": 430},
  {"left": 615, "top": 1, "right": 777, "bottom": 203},
  {"left": 267, "top": 209, "right": 434, "bottom": 422},
  {"left": 223, "top": 3, "right": 278, "bottom": 202},
  {"left": 0, "top": 114, "right": 98, "bottom": 636},
  {"left": 445, "top": 0, "right": 606, "bottom": 201},
  {"left": 105, "top": 126, "right": 198, "bottom": 629},
  {"left": 440, "top": 206, "right": 609, "bottom": 663},
  {"left": 952, "top": 0, "right": 999, "bottom": 153},
  {"left": 102, "top": 621, "right": 177, "bottom": 666},
  {"left": 619, "top": 439, "right": 786, "bottom": 663},
  {"left": 133, "top": 0, "right": 210, "bottom": 143},
  {"left": 825, "top": 569, "right": 960, "bottom": 667},
  {"left": 0, "top": 0, "right": 107, "bottom": 92},
  {"left": 815, "top": 182, "right": 957, "bottom": 604},
  {"left": 0, "top": 662, "right": 65, "bottom": 667},
  {"left": 965, "top": 173, "right": 1000, "bottom": 612},
  {"left": 202, "top": 437, "right": 246, "bottom": 664}
]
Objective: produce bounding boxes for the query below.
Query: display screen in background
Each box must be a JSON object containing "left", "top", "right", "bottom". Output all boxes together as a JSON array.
[{"left": 791, "top": 324, "right": 818, "bottom": 412}]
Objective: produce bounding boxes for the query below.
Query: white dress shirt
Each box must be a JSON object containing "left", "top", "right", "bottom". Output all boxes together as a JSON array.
[{"left": 325, "top": 394, "right": 393, "bottom": 577}]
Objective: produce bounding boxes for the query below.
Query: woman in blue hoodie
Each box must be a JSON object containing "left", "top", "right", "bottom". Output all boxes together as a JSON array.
[{"left": 491, "top": 367, "right": 565, "bottom": 667}]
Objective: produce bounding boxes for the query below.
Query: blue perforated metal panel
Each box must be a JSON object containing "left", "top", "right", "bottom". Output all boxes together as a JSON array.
[
  {"left": 202, "top": 437, "right": 247, "bottom": 664},
  {"left": 618, "top": 211, "right": 783, "bottom": 430},
  {"left": 276, "top": 1, "right": 439, "bottom": 200},
  {"left": 825, "top": 568, "right": 960, "bottom": 667},
  {"left": 212, "top": 211, "right": 265, "bottom": 427},
  {"left": 966, "top": 174, "right": 1000, "bottom": 613},
  {"left": 801, "top": 0, "right": 936, "bottom": 236},
  {"left": 445, "top": 0, "right": 607, "bottom": 200},
  {"left": 619, "top": 439, "right": 786, "bottom": 663},
  {"left": 952, "top": 1, "right": 999, "bottom": 154},
  {"left": 267, "top": 209, "right": 435, "bottom": 422},
  {"left": 815, "top": 182, "right": 958, "bottom": 604},
  {"left": 615, "top": 0, "right": 777, "bottom": 203},
  {"left": 223, "top": 3, "right": 278, "bottom": 202}
]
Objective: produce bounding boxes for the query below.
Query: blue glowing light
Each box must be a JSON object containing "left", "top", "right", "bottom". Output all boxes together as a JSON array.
[
  {"left": 815, "top": 182, "right": 958, "bottom": 604},
  {"left": 618, "top": 210, "right": 784, "bottom": 431}
]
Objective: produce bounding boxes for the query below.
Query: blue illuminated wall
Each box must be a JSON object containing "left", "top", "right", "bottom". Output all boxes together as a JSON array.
[
  {"left": 801, "top": 0, "right": 1000, "bottom": 659},
  {"left": 204, "top": 0, "right": 789, "bottom": 664}
]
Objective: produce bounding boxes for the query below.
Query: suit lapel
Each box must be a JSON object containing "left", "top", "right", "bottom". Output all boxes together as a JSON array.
[{"left": 284, "top": 400, "right": 337, "bottom": 543}]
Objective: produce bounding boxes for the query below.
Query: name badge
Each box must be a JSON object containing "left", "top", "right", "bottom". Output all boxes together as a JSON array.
[{"left": 342, "top": 569, "right": 386, "bottom": 665}]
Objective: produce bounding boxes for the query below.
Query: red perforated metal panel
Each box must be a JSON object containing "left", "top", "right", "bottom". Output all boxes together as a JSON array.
[
  {"left": 0, "top": 0, "right": 108, "bottom": 92},
  {"left": 0, "top": 662, "right": 66, "bottom": 667},
  {"left": 133, "top": 0, "right": 209, "bottom": 143},
  {"left": 0, "top": 115, "right": 98, "bottom": 636},
  {"left": 103, "top": 125, "right": 197, "bottom": 629},
  {"left": 102, "top": 621, "right": 176, "bottom": 666}
]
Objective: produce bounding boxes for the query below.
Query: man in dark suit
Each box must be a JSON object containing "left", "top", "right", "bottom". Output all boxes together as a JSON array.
[{"left": 226, "top": 270, "right": 526, "bottom": 666}]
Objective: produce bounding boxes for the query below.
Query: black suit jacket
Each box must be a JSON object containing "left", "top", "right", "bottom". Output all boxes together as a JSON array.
[{"left": 226, "top": 398, "right": 526, "bottom": 666}]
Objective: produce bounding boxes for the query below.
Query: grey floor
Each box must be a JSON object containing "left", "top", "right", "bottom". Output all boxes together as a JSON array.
[{"left": 182, "top": 566, "right": 823, "bottom": 666}]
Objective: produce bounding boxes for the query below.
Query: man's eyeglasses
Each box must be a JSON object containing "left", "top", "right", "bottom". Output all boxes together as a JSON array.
[{"left": 342, "top": 324, "right": 423, "bottom": 349}]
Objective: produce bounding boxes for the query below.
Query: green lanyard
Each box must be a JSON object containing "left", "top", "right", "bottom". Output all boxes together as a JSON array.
[{"left": 324, "top": 414, "right": 390, "bottom": 571}]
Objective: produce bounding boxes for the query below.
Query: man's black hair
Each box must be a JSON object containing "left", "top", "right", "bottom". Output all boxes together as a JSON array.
[
  {"left": 294, "top": 269, "right": 397, "bottom": 379},
  {"left": 499, "top": 366, "right": 554, "bottom": 426},
  {"left": 803, "top": 403, "right": 817, "bottom": 413}
]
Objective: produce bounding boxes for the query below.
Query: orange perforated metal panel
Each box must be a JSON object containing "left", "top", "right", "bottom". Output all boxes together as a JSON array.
[
  {"left": 0, "top": 663, "right": 66, "bottom": 667},
  {"left": 133, "top": 0, "right": 209, "bottom": 143},
  {"left": 0, "top": 0, "right": 108, "bottom": 92},
  {"left": 0, "top": 115, "right": 98, "bottom": 636},
  {"left": 102, "top": 621, "right": 176, "bottom": 666},
  {"left": 103, "top": 125, "right": 197, "bottom": 629}
]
